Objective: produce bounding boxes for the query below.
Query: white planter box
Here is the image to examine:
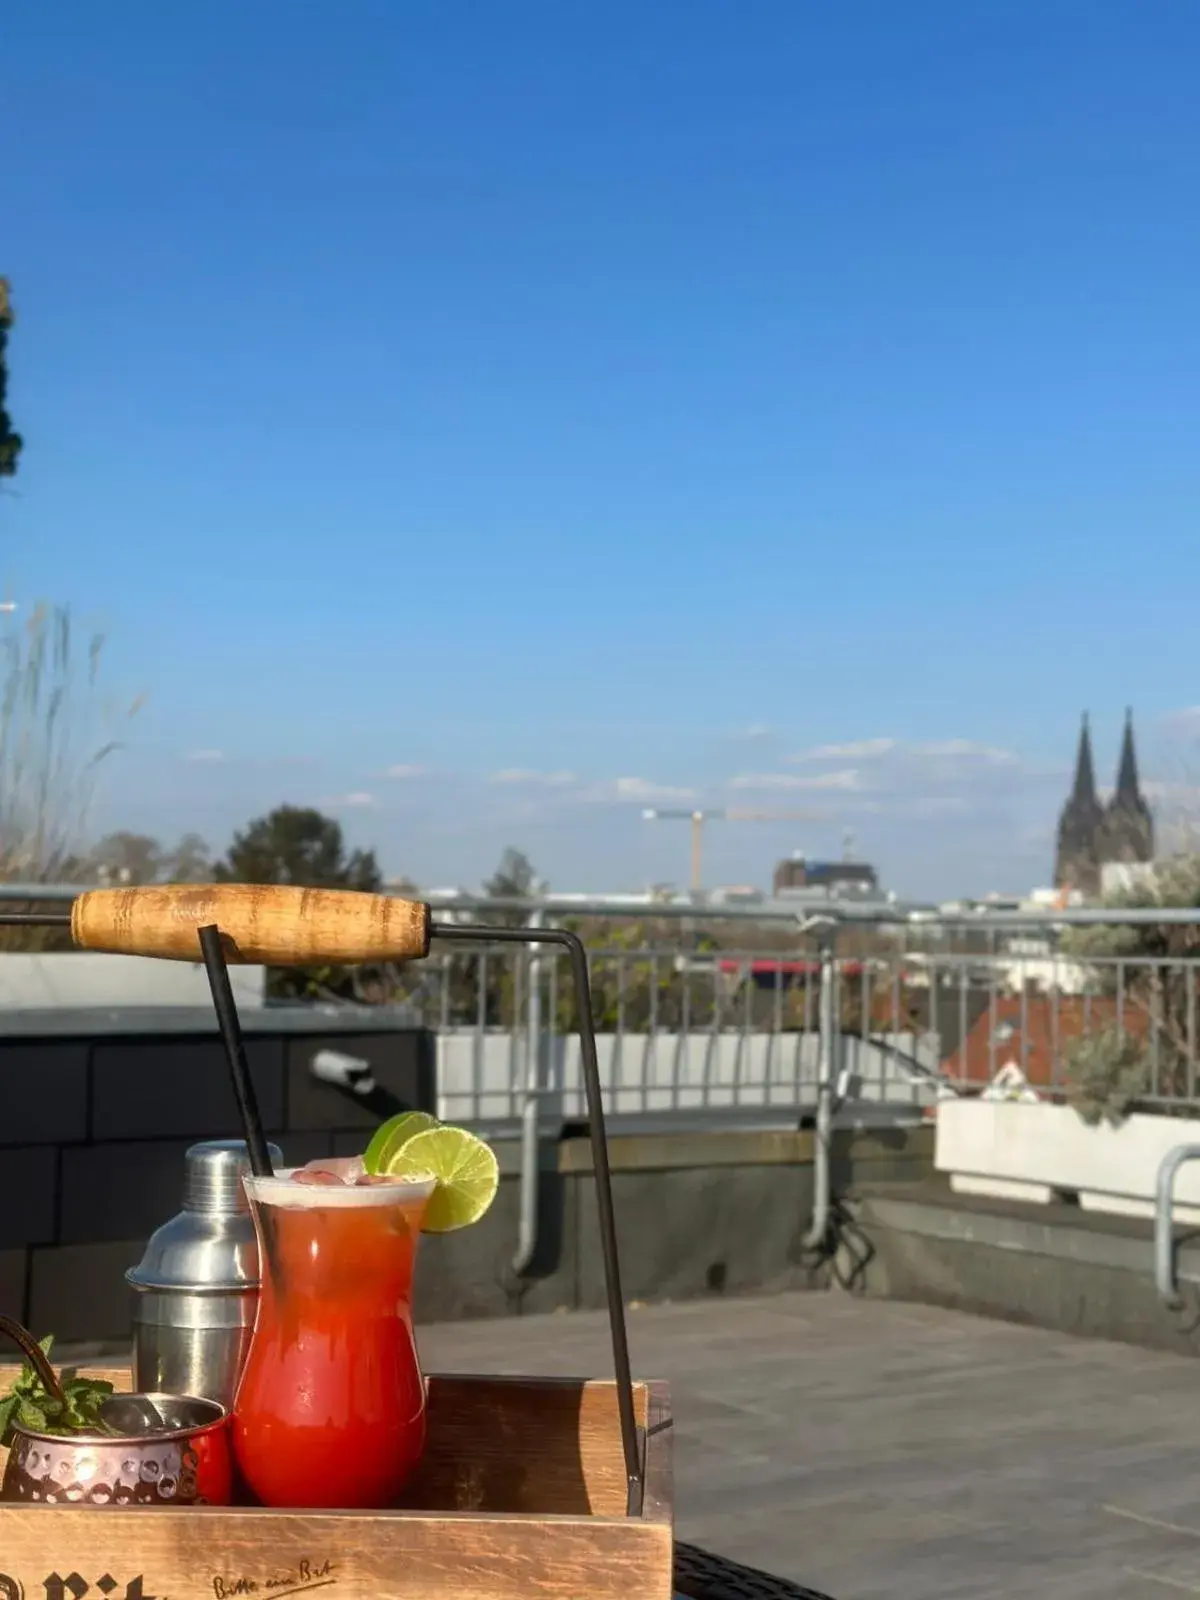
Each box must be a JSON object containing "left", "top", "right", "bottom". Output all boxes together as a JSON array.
[{"left": 935, "top": 1098, "right": 1200, "bottom": 1224}]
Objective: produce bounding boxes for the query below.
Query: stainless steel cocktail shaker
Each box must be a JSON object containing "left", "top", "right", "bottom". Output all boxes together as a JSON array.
[{"left": 126, "top": 1138, "right": 282, "bottom": 1408}]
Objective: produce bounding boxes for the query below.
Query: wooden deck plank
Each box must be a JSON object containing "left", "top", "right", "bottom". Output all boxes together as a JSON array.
[{"left": 421, "top": 1293, "right": 1200, "bottom": 1599}]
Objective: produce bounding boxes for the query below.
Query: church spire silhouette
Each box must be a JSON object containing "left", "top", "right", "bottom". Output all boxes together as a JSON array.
[
  {"left": 1054, "top": 713, "right": 1104, "bottom": 896},
  {"left": 1114, "top": 707, "right": 1140, "bottom": 804},
  {"left": 1104, "top": 707, "right": 1154, "bottom": 868},
  {"left": 1070, "top": 713, "right": 1098, "bottom": 808},
  {"left": 1054, "top": 710, "right": 1154, "bottom": 896}
]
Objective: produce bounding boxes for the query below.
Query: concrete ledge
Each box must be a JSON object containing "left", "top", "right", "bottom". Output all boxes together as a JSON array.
[
  {"left": 852, "top": 1179, "right": 1200, "bottom": 1356},
  {"left": 415, "top": 1126, "right": 934, "bottom": 1328},
  {"left": 4, "top": 1096, "right": 935, "bottom": 1340},
  {"left": 560, "top": 1123, "right": 934, "bottom": 1173},
  {"left": 857, "top": 1182, "right": 1200, "bottom": 1278}
]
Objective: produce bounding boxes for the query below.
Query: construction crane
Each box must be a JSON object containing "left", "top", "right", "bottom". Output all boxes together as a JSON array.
[{"left": 641, "top": 807, "right": 826, "bottom": 894}]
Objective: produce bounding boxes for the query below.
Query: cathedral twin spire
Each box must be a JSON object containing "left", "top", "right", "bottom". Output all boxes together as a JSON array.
[
  {"left": 1113, "top": 708, "right": 1144, "bottom": 811},
  {"left": 1054, "top": 711, "right": 1154, "bottom": 896},
  {"left": 1069, "top": 713, "right": 1101, "bottom": 810}
]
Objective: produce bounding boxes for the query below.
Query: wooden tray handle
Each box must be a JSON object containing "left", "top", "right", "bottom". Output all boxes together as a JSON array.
[{"left": 70, "top": 884, "right": 432, "bottom": 965}]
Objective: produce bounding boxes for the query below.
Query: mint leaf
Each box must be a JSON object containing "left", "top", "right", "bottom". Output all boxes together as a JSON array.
[
  {"left": 16, "top": 1398, "right": 47, "bottom": 1432},
  {"left": 69, "top": 1378, "right": 112, "bottom": 1398},
  {"left": 0, "top": 1334, "right": 119, "bottom": 1440}
]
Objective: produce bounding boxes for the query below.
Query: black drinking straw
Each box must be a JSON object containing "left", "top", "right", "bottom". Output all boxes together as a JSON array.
[{"left": 198, "top": 923, "right": 275, "bottom": 1179}]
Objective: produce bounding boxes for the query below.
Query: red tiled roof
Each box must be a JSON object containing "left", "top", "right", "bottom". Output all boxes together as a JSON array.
[
  {"left": 716, "top": 959, "right": 866, "bottom": 979},
  {"left": 944, "top": 994, "right": 1153, "bottom": 1087}
]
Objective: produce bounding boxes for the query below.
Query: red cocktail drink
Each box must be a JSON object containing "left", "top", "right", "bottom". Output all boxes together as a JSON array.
[{"left": 233, "top": 1170, "right": 434, "bottom": 1509}]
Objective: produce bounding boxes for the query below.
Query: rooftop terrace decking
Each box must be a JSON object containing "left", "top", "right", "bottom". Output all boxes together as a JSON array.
[{"left": 422, "top": 1291, "right": 1200, "bottom": 1600}]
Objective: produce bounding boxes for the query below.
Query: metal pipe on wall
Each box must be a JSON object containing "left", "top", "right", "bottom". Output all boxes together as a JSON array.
[
  {"left": 801, "top": 933, "right": 838, "bottom": 1252},
  {"left": 511, "top": 895, "right": 546, "bottom": 1277}
]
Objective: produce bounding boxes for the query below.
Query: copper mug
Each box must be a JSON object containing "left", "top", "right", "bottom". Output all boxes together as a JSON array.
[
  {"left": 2, "top": 1391, "right": 232, "bottom": 1505},
  {"left": 0, "top": 1316, "right": 232, "bottom": 1506}
]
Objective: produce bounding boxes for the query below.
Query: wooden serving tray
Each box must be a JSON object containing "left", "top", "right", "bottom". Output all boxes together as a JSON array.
[{"left": 0, "top": 1365, "right": 673, "bottom": 1600}]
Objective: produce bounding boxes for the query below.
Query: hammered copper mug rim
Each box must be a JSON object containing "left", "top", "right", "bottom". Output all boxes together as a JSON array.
[{"left": 9, "top": 1391, "right": 229, "bottom": 1448}]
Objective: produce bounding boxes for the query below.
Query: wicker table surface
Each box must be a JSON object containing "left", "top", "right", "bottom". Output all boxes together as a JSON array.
[{"left": 673, "top": 1541, "right": 836, "bottom": 1600}]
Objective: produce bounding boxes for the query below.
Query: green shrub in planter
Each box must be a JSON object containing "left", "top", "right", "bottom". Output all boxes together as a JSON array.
[{"left": 1063, "top": 1025, "right": 1152, "bottom": 1127}]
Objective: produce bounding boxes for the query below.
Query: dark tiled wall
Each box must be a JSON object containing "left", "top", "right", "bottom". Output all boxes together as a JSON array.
[{"left": 0, "top": 1026, "right": 434, "bottom": 1342}]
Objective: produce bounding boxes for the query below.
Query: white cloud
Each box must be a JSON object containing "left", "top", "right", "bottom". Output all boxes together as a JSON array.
[
  {"left": 489, "top": 769, "right": 578, "bottom": 787},
  {"left": 1163, "top": 707, "right": 1200, "bottom": 735},
  {"left": 483, "top": 771, "right": 696, "bottom": 806},
  {"left": 323, "top": 791, "right": 376, "bottom": 809},
  {"left": 910, "top": 740, "right": 1017, "bottom": 765},
  {"left": 1143, "top": 779, "right": 1200, "bottom": 805},
  {"left": 611, "top": 776, "right": 697, "bottom": 804},
  {"left": 791, "top": 738, "right": 897, "bottom": 762},
  {"left": 787, "top": 737, "right": 1018, "bottom": 769},
  {"left": 554, "top": 776, "right": 698, "bottom": 805},
  {"left": 838, "top": 793, "right": 972, "bottom": 819},
  {"left": 728, "top": 735, "right": 1032, "bottom": 821},
  {"left": 184, "top": 749, "right": 225, "bottom": 764},
  {"left": 383, "top": 764, "right": 429, "bottom": 780},
  {"left": 730, "top": 769, "right": 861, "bottom": 792}
]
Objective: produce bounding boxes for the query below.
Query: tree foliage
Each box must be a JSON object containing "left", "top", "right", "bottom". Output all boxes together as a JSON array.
[
  {"left": 484, "top": 847, "right": 537, "bottom": 901},
  {"left": 91, "top": 831, "right": 163, "bottom": 885},
  {"left": 164, "top": 831, "right": 212, "bottom": 883},
  {"left": 480, "top": 846, "right": 539, "bottom": 928},
  {"left": 1060, "top": 853, "right": 1200, "bottom": 1111},
  {"left": 214, "top": 805, "right": 382, "bottom": 891},
  {"left": 89, "top": 830, "right": 211, "bottom": 885},
  {"left": 0, "top": 279, "right": 23, "bottom": 482},
  {"left": 1061, "top": 1024, "right": 1151, "bottom": 1127},
  {"left": 213, "top": 806, "right": 382, "bottom": 999}
]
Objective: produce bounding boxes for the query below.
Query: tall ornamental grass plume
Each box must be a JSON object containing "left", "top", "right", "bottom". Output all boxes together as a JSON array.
[{"left": 0, "top": 604, "right": 142, "bottom": 948}]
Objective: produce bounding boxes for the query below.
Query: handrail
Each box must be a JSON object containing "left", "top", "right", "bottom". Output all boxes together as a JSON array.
[
  {"left": 801, "top": 936, "right": 837, "bottom": 1251},
  {"left": 3, "top": 879, "right": 1200, "bottom": 928},
  {"left": 1154, "top": 1143, "right": 1200, "bottom": 1307}
]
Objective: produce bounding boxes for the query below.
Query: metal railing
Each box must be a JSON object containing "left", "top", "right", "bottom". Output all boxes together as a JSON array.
[
  {"left": 4, "top": 882, "right": 1200, "bottom": 1268},
  {"left": 4, "top": 881, "right": 1200, "bottom": 1115},
  {"left": 377, "top": 925, "right": 1200, "bottom": 1119}
]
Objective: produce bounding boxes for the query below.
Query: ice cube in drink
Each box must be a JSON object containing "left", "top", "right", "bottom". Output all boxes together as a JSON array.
[{"left": 293, "top": 1154, "right": 367, "bottom": 1185}]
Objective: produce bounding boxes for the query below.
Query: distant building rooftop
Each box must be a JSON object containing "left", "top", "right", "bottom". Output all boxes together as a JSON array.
[
  {"left": 774, "top": 853, "right": 883, "bottom": 899},
  {"left": 708, "top": 885, "right": 764, "bottom": 905}
]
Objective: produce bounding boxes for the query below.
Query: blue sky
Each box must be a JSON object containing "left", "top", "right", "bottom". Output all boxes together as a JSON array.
[{"left": 4, "top": 1, "right": 1200, "bottom": 897}]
